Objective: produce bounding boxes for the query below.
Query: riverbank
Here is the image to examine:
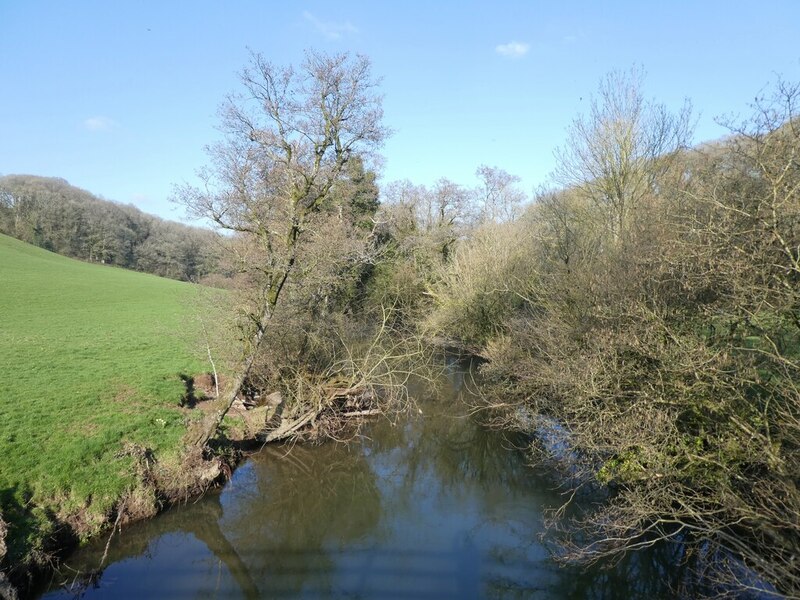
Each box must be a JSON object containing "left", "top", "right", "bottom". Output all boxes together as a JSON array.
[
  {"left": 1, "top": 429, "right": 234, "bottom": 598},
  {"left": 3, "top": 371, "right": 386, "bottom": 599},
  {"left": 34, "top": 361, "right": 690, "bottom": 599},
  {"left": 0, "top": 232, "right": 393, "bottom": 598}
]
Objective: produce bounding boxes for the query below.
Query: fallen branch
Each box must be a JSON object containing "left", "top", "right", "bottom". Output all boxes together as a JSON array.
[
  {"left": 261, "top": 408, "right": 318, "bottom": 443},
  {"left": 340, "top": 409, "right": 382, "bottom": 417}
]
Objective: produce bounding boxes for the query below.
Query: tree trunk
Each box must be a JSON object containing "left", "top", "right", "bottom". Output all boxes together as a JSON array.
[{"left": 192, "top": 307, "right": 269, "bottom": 448}]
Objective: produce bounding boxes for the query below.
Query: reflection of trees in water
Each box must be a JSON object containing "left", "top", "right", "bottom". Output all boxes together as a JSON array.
[
  {"left": 51, "top": 493, "right": 260, "bottom": 599},
  {"left": 545, "top": 539, "right": 720, "bottom": 600},
  {"left": 48, "top": 442, "right": 381, "bottom": 599},
  {"left": 476, "top": 526, "right": 719, "bottom": 599},
  {"left": 219, "top": 442, "right": 382, "bottom": 597},
  {"left": 365, "top": 376, "right": 539, "bottom": 496},
  {"left": 231, "top": 442, "right": 381, "bottom": 543},
  {"left": 366, "top": 363, "right": 700, "bottom": 599}
]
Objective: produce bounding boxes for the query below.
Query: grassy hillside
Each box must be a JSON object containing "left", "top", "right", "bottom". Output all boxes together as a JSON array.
[{"left": 0, "top": 233, "right": 212, "bottom": 564}]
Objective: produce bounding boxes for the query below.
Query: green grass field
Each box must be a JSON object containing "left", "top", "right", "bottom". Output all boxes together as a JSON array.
[{"left": 0, "top": 233, "right": 212, "bottom": 562}]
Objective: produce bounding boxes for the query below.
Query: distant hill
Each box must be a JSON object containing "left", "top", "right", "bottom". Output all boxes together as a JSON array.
[{"left": 0, "top": 175, "right": 221, "bottom": 281}]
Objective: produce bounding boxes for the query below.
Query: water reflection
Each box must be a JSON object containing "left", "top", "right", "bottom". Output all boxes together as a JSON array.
[
  {"left": 39, "top": 493, "right": 259, "bottom": 599},
  {"left": 218, "top": 441, "right": 383, "bottom": 597},
  {"left": 39, "top": 360, "right": 685, "bottom": 599}
]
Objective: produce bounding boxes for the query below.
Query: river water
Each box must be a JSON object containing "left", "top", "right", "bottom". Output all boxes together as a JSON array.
[{"left": 38, "top": 360, "right": 681, "bottom": 599}]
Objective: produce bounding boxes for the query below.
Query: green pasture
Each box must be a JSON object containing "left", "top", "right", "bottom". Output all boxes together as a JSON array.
[{"left": 0, "top": 233, "right": 212, "bottom": 562}]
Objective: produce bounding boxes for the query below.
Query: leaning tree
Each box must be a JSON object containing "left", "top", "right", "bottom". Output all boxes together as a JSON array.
[{"left": 175, "top": 50, "right": 389, "bottom": 446}]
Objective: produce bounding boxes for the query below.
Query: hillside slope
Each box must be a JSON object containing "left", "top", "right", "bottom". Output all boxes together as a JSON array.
[
  {"left": 0, "top": 233, "right": 213, "bottom": 570},
  {"left": 0, "top": 174, "right": 221, "bottom": 281}
]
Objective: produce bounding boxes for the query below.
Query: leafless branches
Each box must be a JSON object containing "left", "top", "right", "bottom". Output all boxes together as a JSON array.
[
  {"left": 430, "top": 74, "right": 800, "bottom": 597},
  {"left": 174, "top": 51, "right": 389, "bottom": 447}
]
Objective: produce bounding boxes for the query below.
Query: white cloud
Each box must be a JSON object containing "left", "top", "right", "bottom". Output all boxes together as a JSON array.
[
  {"left": 495, "top": 41, "right": 530, "bottom": 58},
  {"left": 303, "top": 10, "right": 358, "bottom": 40},
  {"left": 83, "top": 116, "right": 117, "bottom": 132}
]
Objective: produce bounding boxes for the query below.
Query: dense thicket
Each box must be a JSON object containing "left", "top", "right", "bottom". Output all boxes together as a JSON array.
[
  {"left": 0, "top": 175, "right": 220, "bottom": 281},
  {"left": 414, "top": 75, "right": 800, "bottom": 597}
]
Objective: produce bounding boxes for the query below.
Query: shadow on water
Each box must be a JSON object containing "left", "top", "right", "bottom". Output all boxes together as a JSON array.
[{"left": 37, "top": 358, "right": 694, "bottom": 599}]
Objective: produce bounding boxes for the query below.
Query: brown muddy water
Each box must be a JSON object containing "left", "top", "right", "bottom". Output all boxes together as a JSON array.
[{"left": 35, "top": 359, "right": 683, "bottom": 599}]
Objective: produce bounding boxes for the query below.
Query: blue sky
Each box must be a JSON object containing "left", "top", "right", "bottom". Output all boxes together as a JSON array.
[{"left": 1, "top": 1, "right": 799, "bottom": 221}]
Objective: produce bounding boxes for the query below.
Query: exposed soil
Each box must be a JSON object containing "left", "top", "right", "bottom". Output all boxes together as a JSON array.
[{"left": 192, "top": 373, "right": 217, "bottom": 399}]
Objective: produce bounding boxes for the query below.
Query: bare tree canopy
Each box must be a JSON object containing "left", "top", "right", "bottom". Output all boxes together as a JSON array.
[
  {"left": 177, "top": 49, "right": 388, "bottom": 309},
  {"left": 554, "top": 66, "right": 693, "bottom": 241},
  {"left": 424, "top": 73, "right": 800, "bottom": 597},
  {"left": 475, "top": 164, "right": 526, "bottom": 223}
]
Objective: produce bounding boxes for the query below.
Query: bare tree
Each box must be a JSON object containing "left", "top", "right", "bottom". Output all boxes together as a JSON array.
[
  {"left": 554, "top": 66, "right": 693, "bottom": 242},
  {"left": 175, "top": 50, "right": 389, "bottom": 446},
  {"left": 475, "top": 165, "right": 526, "bottom": 223}
]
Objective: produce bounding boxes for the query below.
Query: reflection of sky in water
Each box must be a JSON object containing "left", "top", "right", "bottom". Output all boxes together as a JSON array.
[{"left": 40, "top": 364, "right": 686, "bottom": 600}]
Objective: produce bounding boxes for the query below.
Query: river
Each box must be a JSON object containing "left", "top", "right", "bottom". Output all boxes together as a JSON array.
[{"left": 36, "top": 359, "right": 682, "bottom": 599}]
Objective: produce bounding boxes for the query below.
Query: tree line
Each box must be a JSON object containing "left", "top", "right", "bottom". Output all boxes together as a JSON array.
[
  {"left": 0, "top": 174, "right": 221, "bottom": 281},
  {"left": 174, "top": 49, "right": 533, "bottom": 448}
]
